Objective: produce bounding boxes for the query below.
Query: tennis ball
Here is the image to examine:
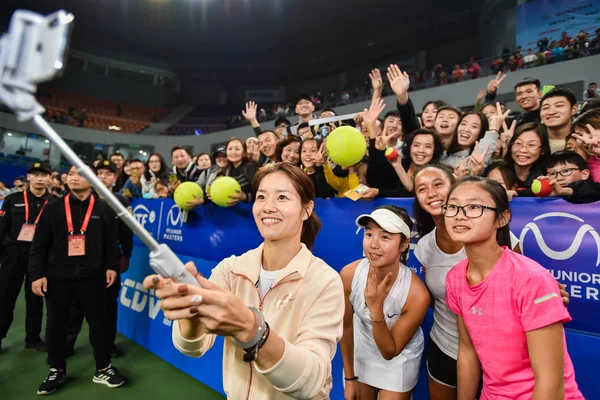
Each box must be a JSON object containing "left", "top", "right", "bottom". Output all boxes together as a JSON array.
[
  {"left": 210, "top": 176, "right": 242, "bottom": 207},
  {"left": 174, "top": 182, "right": 204, "bottom": 210},
  {"left": 531, "top": 178, "right": 552, "bottom": 197},
  {"left": 385, "top": 147, "right": 399, "bottom": 161},
  {"left": 326, "top": 125, "right": 367, "bottom": 167}
]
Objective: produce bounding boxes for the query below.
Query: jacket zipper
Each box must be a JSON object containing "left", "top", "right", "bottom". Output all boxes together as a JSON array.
[{"left": 233, "top": 272, "right": 300, "bottom": 400}]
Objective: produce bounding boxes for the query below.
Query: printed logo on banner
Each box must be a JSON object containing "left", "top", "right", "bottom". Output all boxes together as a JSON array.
[
  {"left": 520, "top": 212, "right": 600, "bottom": 266},
  {"left": 519, "top": 212, "right": 600, "bottom": 302},
  {"left": 133, "top": 204, "right": 156, "bottom": 228},
  {"left": 119, "top": 278, "right": 171, "bottom": 326},
  {"left": 162, "top": 204, "right": 184, "bottom": 242}
]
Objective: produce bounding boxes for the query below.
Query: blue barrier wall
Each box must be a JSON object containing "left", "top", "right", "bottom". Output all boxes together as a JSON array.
[{"left": 119, "top": 198, "right": 600, "bottom": 398}]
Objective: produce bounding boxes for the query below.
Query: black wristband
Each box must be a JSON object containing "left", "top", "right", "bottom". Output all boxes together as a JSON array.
[{"left": 344, "top": 376, "right": 359, "bottom": 381}]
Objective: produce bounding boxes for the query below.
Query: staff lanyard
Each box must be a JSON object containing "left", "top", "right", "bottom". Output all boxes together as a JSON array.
[
  {"left": 23, "top": 191, "right": 48, "bottom": 225},
  {"left": 64, "top": 193, "right": 95, "bottom": 235}
]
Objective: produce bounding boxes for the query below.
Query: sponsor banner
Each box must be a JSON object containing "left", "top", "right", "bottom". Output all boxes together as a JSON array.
[
  {"left": 516, "top": 0, "right": 600, "bottom": 48},
  {"left": 125, "top": 198, "right": 600, "bottom": 398}
]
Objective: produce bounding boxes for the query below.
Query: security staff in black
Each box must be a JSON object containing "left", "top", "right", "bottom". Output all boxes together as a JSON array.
[
  {"left": 0, "top": 162, "right": 55, "bottom": 352},
  {"left": 29, "top": 165, "right": 126, "bottom": 395},
  {"left": 65, "top": 160, "right": 133, "bottom": 358}
]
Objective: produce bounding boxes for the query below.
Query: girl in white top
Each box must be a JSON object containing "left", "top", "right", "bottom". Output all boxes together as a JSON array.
[{"left": 340, "top": 206, "right": 430, "bottom": 400}]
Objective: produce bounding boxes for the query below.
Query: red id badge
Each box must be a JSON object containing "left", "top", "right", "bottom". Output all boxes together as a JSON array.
[
  {"left": 68, "top": 235, "right": 86, "bottom": 257},
  {"left": 17, "top": 224, "right": 37, "bottom": 242}
]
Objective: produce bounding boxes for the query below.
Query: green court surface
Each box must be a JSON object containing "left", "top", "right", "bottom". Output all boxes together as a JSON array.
[{"left": 0, "top": 291, "right": 224, "bottom": 400}]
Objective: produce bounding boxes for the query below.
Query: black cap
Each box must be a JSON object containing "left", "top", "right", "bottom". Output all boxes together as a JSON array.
[
  {"left": 295, "top": 93, "right": 314, "bottom": 106},
  {"left": 213, "top": 146, "right": 226, "bottom": 157},
  {"left": 28, "top": 162, "right": 52, "bottom": 175},
  {"left": 274, "top": 117, "right": 291, "bottom": 127},
  {"left": 95, "top": 159, "right": 118, "bottom": 173}
]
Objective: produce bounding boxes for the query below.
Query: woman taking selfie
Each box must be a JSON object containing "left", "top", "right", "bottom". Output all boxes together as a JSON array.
[{"left": 144, "top": 163, "right": 344, "bottom": 399}]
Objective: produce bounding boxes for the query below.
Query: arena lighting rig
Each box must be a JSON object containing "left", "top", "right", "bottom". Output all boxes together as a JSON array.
[{"left": 0, "top": 9, "right": 199, "bottom": 286}]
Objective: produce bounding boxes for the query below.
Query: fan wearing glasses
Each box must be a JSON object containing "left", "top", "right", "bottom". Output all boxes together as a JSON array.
[
  {"left": 443, "top": 176, "right": 584, "bottom": 400},
  {"left": 537, "top": 150, "right": 600, "bottom": 204},
  {"left": 504, "top": 122, "right": 551, "bottom": 196}
]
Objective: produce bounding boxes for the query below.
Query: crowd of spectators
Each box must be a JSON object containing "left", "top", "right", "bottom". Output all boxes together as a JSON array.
[{"left": 6, "top": 62, "right": 599, "bottom": 208}]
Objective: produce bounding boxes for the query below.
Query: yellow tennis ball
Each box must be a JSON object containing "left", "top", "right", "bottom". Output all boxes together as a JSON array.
[
  {"left": 326, "top": 125, "right": 367, "bottom": 167},
  {"left": 210, "top": 176, "right": 242, "bottom": 207},
  {"left": 174, "top": 182, "right": 204, "bottom": 210}
]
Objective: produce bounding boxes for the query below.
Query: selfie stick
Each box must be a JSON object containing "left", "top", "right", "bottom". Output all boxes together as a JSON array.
[{"left": 0, "top": 10, "right": 199, "bottom": 286}]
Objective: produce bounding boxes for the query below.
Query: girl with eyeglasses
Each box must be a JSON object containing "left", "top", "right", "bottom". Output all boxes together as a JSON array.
[
  {"left": 443, "top": 175, "right": 583, "bottom": 400},
  {"left": 412, "top": 165, "right": 521, "bottom": 400},
  {"left": 504, "top": 122, "right": 551, "bottom": 196}
]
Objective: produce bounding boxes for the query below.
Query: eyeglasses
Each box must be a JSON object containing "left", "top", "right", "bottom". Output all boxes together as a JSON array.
[
  {"left": 547, "top": 167, "right": 580, "bottom": 179},
  {"left": 441, "top": 204, "right": 498, "bottom": 218},
  {"left": 513, "top": 142, "right": 541, "bottom": 151}
]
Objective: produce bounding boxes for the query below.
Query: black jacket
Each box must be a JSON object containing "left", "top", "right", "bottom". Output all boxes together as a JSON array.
[
  {"left": 225, "top": 161, "right": 257, "bottom": 202},
  {"left": 485, "top": 92, "right": 541, "bottom": 127},
  {"left": 565, "top": 180, "right": 600, "bottom": 204},
  {"left": 309, "top": 166, "right": 337, "bottom": 199},
  {"left": 102, "top": 192, "right": 134, "bottom": 259},
  {"left": 366, "top": 139, "right": 411, "bottom": 198},
  {"left": 174, "top": 162, "right": 203, "bottom": 183},
  {"left": 0, "top": 189, "right": 56, "bottom": 249},
  {"left": 28, "top": 192, "right": 119, "bottom": 282}
]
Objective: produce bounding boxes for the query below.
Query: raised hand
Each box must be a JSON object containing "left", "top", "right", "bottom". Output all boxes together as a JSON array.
[
  {"left": 386, "top": 64, "right": 410, "bottom": 104},
  {"left": 363, "top": 98, "right": 386, "bottom": 126},
  {"left": 476, "top": 89, "right": 486, "bottom": 103},
  {"left": 454, "top": 156, "right": 469, "bottom": 179},
  {"left": 315, "top": 141, "right": 328, "bottom": 167},
  {"left": 364, "top": 269, "right": 392, "bottom": 313},
  {"left": 487, "top": 72, "right": 506, "bottom": 94},
  {"left": 369, "top": 68, "right": 383, "bottom": 92},
  {"left": 572, "top": 124, "right": 600, "bottom": 157},
  {"left": 501, "top": 119, "right": 517, "bottom": 147},
  {"left": 241, "top": 101, "right": 258, "bottom": 124},
  {"left": 469, "top": 141, "right": 491, "bottom": 176},
  {"left": 488, "top": 102, "right": 511, "bottom": 132}
]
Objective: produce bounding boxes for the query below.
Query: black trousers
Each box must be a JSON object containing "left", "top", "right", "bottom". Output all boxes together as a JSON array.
[
  {"left": 46, "top": 277, "right": 111, "bottom": 370},
  {"left": 65, "top": 272, "right": 120, "bottom": 351},
  {"left": 0, "top": 245, "right": 44, "bottom": 344}
]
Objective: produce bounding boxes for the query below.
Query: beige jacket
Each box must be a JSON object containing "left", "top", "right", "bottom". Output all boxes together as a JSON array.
[{"left": 172, "top": 243, "right": 345, "bottom": 399}]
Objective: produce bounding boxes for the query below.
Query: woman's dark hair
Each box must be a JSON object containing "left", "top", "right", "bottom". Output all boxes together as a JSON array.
[
  {"left": 412, "top": 164, "right": 456, "bottom": 238},
  {"left": 253, "top": 162, "right": 321, "bottom": 250},
  {"left": 401, "top": 128, "right": 444, "bottom": 169},
  {"left": 144, "top": 153, "right": 169, "bottom": 181},
  {"left": 484, "top": 161, "right": 518, "bottom": 190},
  {"left": 504, "top": 122, "right": 551, "bottom": 173},
  {"left": 275, "top": 135, "right": 302, "bottom": 165},
  {"left": 446, "top": 175, "right": 511, "bottom": 248},
  {"left": 195, "top": 152, "right": 211, "bottom": 166},
  {"left": 447, "top": 111, "right": 489, "bottom": 155},
  {"left": 154, "top": 179, "right": 169, "bottom": 189},
  {"left": 435, "top": 105, "right": 463, "bottom": 119},
  {"left": 573, "top": 108, "right": 600, "bottom": 131},
  {"left": 226, "top": 137, "right": 247, "bottom": 156},
  {"left": 299, "top": 138, "right": 322, "bottom": 166},
  {"left": 422, "top": 100, "right": 447, "bottom": 112},
  {"left": 373, "top": 205, "right": 413, "bottom": 264}
]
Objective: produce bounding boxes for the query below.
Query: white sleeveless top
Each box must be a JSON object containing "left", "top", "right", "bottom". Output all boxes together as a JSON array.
[{"left": 349, "top": 259, "right": 424, "bottom": 392}]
